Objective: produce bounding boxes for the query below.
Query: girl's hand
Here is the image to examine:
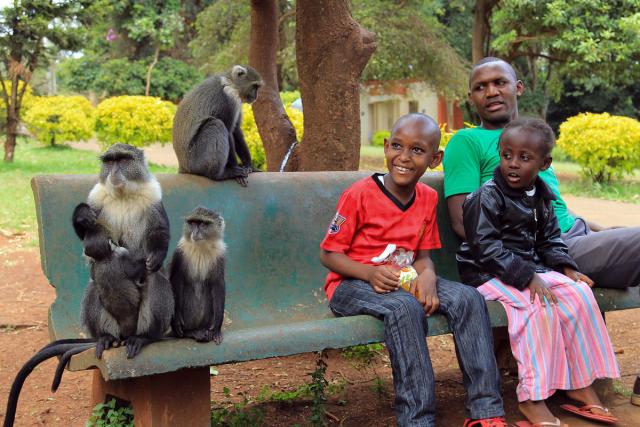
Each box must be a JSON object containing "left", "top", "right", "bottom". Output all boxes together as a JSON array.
[
  {"left": 563, "top": 267, "right": 594, "bottom": 287},
  {"left": 368, "top": 265, "right": 400, "bottom": 293},
  {"left": 528, "top": 273, "right": 558, "bottom": 306}
]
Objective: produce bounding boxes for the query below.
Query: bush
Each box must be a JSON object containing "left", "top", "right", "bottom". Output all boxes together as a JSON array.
[
  {"left": 371, "top": 130, "right": 390, "bottom": 147},
  {"left": 280, "top": 91, "right": 300, "bottom": 107},
  {"left": 557, "top": 112, "right": 640, "bottom": 183},
  {"left": 59, "top": 57, "right": 202, "bottom": 103},
  {"left": 241, "top": 103, "right": 304, "bottom": 171},
  {"left": 23, "top": 96, "right": 95, "bottom": 145},
  {"left": 0, "top": 80, "right": 35, "bottom": 129},
  {"left": 95, "top": 96, "right": 176, "bottom": 148}
]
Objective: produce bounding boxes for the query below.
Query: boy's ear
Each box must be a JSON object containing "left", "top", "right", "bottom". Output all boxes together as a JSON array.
[
  {"left": 540, "top": 155, "right": 552, "bottom": 171},
  {"left": 430, "top": 150, "right": 444, "bottom": 169}
]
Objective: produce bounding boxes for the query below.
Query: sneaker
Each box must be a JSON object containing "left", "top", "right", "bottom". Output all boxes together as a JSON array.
[
  {"left": 632, "top": 375, "right": 640, "bottom": 407},
  {"left": 463, "top": 417, "right": 508, "bottom": 427}
]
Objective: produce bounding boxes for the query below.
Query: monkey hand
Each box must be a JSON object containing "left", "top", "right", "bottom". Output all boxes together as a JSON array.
[
  {"left": 242, "top": 165, "right": 261, "bottom": 174},
  {"left": 172, "top": 315, "right": 185, "bottom": 338},
  {"left": 212, "top": 329, "right": 223, "bottom": 345},
  {"left": 95, "top": 334, "right": 119, "bottom": 359},
  {"left": 233, "top": 166, "right": 250, "bottom": 187},
  {"left": 73, "top": 203, "right": 98, "bottom": 231},
  {"left": 145, "top": 252, "right": 164, "bottom": 272}
]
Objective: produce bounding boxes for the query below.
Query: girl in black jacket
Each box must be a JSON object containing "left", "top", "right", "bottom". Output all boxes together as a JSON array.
[{"left": 457, "top": 118, "right": 619, "bottom": 427}]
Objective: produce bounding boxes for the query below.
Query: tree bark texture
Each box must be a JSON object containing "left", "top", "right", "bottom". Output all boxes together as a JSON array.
[
  {"left": 472, "top": 0, "right": 499, "bottom": 65},
  {"left": 249, "top": 0, "right": 299, "bottom": 172},
  {"left": 296, "top": 0, "right": 376, "bottom": 171}
]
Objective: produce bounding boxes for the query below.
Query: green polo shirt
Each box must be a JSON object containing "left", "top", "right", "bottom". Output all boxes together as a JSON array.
[{"left": 442, "top": 126, "right": 576, "bottom": 233}]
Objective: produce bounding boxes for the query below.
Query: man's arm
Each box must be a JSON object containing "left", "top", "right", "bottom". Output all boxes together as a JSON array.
[{"left": 447, "top": 194, "right": 468, "bottom": 240}]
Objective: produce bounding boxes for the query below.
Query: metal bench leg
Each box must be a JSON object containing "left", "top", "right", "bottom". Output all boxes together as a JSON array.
[{"left": 90, "top": 367, "right": 211, "bottom": 427}]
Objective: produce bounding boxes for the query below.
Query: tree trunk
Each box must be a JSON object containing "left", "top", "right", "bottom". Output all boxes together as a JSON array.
[
  {"left": 145, "top": 46, "right": 160, "bottom": 97},
  {"left": 296, "top": 0, "right": 376, "bottom": 171},
  {"left": 249, "top": 0, "right": 299, "bottom": 171},
  {"left": 4, "top": 115, "right": 18, "bottom": 162},
  {"left": 472, "top": 0, "right": 499, "bottom": 64}
]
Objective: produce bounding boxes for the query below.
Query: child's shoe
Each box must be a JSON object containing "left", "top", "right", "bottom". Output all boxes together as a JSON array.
[
  {"left": 632, "top": 375, "right": 640, "bottom": 406},
  {"left": 463, "top": 417, "right": 508, "bottom": 427}
]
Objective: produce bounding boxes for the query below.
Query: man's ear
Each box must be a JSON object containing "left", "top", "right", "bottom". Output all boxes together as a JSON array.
[
  {"left": 516, "top": 80, "right": 525, "bottom": 96},
  {"left": 540, "top": 155, "right": 552, "bottom": 171},
  {"left": 430, "top": 150, "right": 444, "bottom": 169}
]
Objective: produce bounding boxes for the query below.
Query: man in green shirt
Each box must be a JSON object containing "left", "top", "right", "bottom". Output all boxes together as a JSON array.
[{"left": 443, "top": 57, "right": 640, "bottom": 290}]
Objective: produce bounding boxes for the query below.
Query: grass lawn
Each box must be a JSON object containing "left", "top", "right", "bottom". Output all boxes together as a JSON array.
[
  {"left": 0, "top": 139, "right": 176, "bottom": 240},
  {"left": 1, "top": 140, "right": 638, "bottom": 242}
]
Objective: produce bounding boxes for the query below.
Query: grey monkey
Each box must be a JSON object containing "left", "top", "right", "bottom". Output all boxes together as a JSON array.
[
  {"left": 172, "top": 65, "right": 263, "bottom": 187},
  {"left": 80, "top": 229, "right": 174, "bottom": 359},
  {"left": 2, "top": 201, "right": 172, "bottom": 427},
  {"left": 169, "top": 207, "right": 226, "bottom": 343},
  {"left": 77, "top": 143, "right": 171, "bottom": 272},
  {"left": 73, "top": 143, "right": 173, "bottom": 356}
]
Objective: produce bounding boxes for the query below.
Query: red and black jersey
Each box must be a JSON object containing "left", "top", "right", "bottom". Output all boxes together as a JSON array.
[{"left": 321, "top": 173, "right": 441, "bottom": 300}]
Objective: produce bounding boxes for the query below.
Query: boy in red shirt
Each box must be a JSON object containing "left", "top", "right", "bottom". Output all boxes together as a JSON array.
[{"left": 320, "top": 114, "right": 505, "bottom": 427}]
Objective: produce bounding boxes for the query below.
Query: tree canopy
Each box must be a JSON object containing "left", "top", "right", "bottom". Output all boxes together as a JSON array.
[
  {"left": 0, "top": 0, "right": 93, "bottom": 161},
  {"left": 490, "top": 0, "right": 640, "bottom": 115}
]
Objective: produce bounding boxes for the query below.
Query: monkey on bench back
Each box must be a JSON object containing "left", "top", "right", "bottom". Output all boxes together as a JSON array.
[
  {"left": 172, "top": 65, "right": 263, "bottom": 187},
  {"left": 169, "top": 206, "right": 226, "bottom": 343}
]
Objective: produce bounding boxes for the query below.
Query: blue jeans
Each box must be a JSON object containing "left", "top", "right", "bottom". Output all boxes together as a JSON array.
[{"left": 329, "top": 278, "right": 504, "bottom": 427}]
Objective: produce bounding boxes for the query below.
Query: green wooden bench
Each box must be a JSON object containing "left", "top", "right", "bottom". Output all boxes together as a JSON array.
[{"left": 31, "top": 171, "right": 640, "bottom": 426}]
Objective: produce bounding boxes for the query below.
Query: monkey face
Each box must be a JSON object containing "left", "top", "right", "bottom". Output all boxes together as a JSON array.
[
  {"left": 186, "top": 219, "right": 224, "bottom": 242},
  {"left": 231, "top": 65, "right": 264, "bottom": 104},
  {"left": 99, "top": 144, "right": 150, "bottom": 192},
  {"left": 184, "top": 207, "right": 225, "bottom": 242}
]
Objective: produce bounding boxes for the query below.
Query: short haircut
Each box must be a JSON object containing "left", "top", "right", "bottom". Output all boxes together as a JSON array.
[
  {"left": 499, "top": 117, "right": 555, "bottom": 157},
  {"left": 391, "top": 113, "right": 441, "bottom": 150},
  {"left": 471, "top": 57, "right": 517, "bottom": 81}
]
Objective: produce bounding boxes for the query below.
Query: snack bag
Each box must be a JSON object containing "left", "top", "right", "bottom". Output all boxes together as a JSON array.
[
  {"left": 370, "top": 245, "right": 418, "bottom": 295},
  {"left": 388, "top": 248, "right": 417, "bottom": 292}
]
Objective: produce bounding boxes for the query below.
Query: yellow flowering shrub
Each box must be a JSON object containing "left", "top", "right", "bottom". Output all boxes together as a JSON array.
[
  {"left": 241, "top": 104, "right": 304, "bottom": 170},
  {"left": 0, "top": 80, "right": 34, "bottom": 128},
  {"left": 95, "top": 96, "right": 176, "bottom": 148},
  {"left": 24, "top": 96, "right": 95, "bottom": 145},
  {"left": 557, "top": 112, "right": 640, "bottom": 183}
]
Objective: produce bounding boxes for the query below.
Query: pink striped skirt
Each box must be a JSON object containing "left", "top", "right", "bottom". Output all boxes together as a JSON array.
[{"left": 478, "top": 271, "right": 620, "bottom": 402}]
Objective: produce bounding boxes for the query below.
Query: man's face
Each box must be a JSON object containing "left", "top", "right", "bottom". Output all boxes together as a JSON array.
[{"left": 468, "top": 62, "right": 524, "bottom": 130}]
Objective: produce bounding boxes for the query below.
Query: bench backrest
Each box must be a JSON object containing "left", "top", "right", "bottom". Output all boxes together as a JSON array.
[{"left": 32, "top": 172, "right": 460, "bottom": 339}]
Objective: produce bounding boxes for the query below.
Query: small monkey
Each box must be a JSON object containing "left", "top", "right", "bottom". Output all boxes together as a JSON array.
[
  {"left": 169, "top": 206, "right": 226, "bottom": 343},
  {"left": 172, "top": 65, "right": 263, "bottom": 186}
]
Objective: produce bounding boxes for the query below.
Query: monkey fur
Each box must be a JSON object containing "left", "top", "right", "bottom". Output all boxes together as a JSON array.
[
  {"left": 172, "top": 65, "right": 263, "bottom": 187},
  {"left": 73, "top": 144, "right": 174, "bottom": 356},
  {"left": 169, "top": 206, "right": 226, "bottom": 343},
  {"left": 3, "top": 201, "right": 170, "bottom": 427}
]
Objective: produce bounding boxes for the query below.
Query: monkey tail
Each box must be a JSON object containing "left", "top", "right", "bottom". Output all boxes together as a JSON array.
[
  {"left": 51, "top": 343, "right": 96, "bottom": 392},
  {"left": 2, "top": 340, "right": 95, "bottom": 427}
]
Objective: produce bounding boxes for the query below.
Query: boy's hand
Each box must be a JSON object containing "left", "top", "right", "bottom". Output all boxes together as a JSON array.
[
  {"left": 413, "top": 272, "right": 439, "bottom": 316},
  {"left": 368, "top": 265, "right": 400, "bottom": 293},
  {"left": 528, "top": 273, "right": 557, "bottom": 306},
  {"left": 563, "top": 267, "right": 594, "bottom": 287}
]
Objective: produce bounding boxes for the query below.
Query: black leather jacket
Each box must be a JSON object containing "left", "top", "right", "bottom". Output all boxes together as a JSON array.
[{"left": 457, "top": 168, "right": 578, "bottom": 289}]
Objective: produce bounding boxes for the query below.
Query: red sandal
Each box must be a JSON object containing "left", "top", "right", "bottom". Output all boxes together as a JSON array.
[{"left": 560, "top": 403, "right": 618, "bottom": 424}]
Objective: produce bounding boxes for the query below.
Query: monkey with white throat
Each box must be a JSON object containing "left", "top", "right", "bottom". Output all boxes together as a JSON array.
[{"left": 169, "top": 207, "right": 226, "bottom": 343}]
